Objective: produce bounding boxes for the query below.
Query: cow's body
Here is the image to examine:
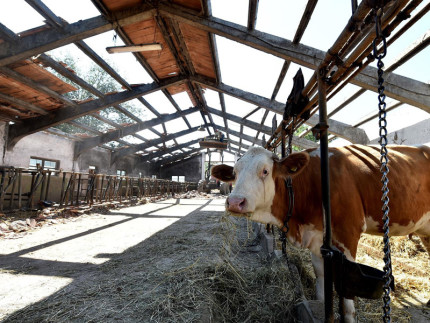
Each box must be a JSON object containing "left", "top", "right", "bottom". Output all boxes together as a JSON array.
[{"left": 212, "top": 145, "right": 430, "bottom": 322}]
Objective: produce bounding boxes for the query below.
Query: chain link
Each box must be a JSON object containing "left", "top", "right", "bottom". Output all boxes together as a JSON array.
[{"left": 373, "top": 8, "right": 392, "bottom": 323}]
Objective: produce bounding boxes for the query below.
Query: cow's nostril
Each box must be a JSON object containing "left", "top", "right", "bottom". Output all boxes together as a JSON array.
[{"left": 239, "top": 199, "right": 245, "bottom": 207}]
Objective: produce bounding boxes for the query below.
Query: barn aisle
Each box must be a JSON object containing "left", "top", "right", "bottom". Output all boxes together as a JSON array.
[
  {"left": 0, "top": 197, "right": 299, "bottom": 322},
  {"left": 1, "top": 197, "right": 428, "bottom": 322}
]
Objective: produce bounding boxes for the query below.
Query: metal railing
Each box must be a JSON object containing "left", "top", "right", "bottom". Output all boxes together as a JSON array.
[{"left": 0, "top": 166, "right": 197, "bottom": 211}]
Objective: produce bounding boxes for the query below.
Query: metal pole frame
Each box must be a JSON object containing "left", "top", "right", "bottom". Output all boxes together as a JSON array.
[{"left": 318, "top": 68, "right": 334, "bottom": 323}]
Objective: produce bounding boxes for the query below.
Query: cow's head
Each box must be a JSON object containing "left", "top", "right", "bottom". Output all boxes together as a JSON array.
[{"left": 211, "top": 147, "right": 309, "bottom": 226}]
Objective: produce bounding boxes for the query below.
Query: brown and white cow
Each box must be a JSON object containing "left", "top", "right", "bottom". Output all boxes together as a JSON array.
[{"left": 211, "top": 145, "right": 430, "bottom": 322}]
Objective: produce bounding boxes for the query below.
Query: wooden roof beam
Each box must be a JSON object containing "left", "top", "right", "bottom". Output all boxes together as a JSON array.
[
  {"left": 141, "top": 138, "right": 201, "bottom": 162},
  {"left": 156, "top": 148, "right": 202, "bottom": 167},
  {"left": 0, "top": 6, "right": 155, "bottom": 67},
  {"left": 247, "top": 0, "right": 259, "bottom": 31},
  {"left": 255, "top": 0, "right": 318, "bottom": 142},
  {"left": 8, "top": 76, "right": 185, "bottom": 148},
  {"left": 194, "top": 76, "right": 368, "bottom": 144},
  {"left": 160, "top": 4, "right": 430, "bottom": 111},
  {"left": 74, "top": 106, "right": 198, "bottom": 157},
  {"left": 112, "top": 126, "right": 199, "bottom": 162}
]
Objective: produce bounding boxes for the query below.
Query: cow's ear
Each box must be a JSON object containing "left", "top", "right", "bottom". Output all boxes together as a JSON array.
[
  {"left": 274, "top": 152, "right": 310, "bottom": 178},
  {"left": 211, "top": 164, "right": 235, "bottom": 183}
]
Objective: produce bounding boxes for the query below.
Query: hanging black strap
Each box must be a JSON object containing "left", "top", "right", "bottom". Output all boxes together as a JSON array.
[{"left": 373, "top": 6, "right": 393, "bottom": 323}]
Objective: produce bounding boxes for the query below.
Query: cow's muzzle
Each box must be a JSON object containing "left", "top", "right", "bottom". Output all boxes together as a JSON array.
[{"left": 226, "top": 196, "right": 247, "bottom": 213}]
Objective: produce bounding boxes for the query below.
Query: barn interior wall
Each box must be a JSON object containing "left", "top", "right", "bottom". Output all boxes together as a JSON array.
[
  {"left": 369, "top": 119, "right": 430, "bottom": 146},
  {"left": 0, "top": 122, "right": 157, "bottom": 177},
  {"left": 158, "top": 155, "right": 202, "bottom": 182}
]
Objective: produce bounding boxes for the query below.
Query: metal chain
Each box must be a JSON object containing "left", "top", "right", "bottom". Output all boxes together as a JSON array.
[
  {"left": 373, "top": 8, "right": 392, "bottom": 323},
  {"left": 279, "top": 118, "right": 296, "bottom": 254}
]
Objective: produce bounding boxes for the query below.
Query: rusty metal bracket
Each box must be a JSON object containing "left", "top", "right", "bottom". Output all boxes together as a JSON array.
[{"left": 311, "top": 122, "right": 329, "bottom": 140}]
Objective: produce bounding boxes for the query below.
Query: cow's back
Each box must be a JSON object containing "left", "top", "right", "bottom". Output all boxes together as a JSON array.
[{"left": 323, "top": 145, "right": 430, "bottom": 237}]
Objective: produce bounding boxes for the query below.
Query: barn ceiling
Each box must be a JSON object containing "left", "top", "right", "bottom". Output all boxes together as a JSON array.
[{"left": 0, "top": 0, "right": 429, "bottom": 167}]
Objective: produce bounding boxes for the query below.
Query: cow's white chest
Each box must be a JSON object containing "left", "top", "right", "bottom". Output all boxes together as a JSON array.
[{"left": 250, "top": 209, "right": 283, "bottom": 227}]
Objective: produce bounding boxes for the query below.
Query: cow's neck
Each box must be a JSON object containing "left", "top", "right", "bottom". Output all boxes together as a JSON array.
[{"left": 271, "top": 171, "right": 323, "bottom": 254}]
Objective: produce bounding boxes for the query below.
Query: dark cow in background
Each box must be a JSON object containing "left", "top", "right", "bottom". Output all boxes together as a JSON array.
[{"left": 212, "top": 145, "right": 430, "bottom": 322}]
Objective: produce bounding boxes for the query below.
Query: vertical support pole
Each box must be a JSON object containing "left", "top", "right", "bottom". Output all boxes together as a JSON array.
[
  {"left": 39, "top": 171, "right": 47, "bottom": 203},
  {"left": 9, "top": 169, "right": 17, "bottom": 209},
  {"left": 17, "top": 169, "right": 22, "bottom": 209},
  {"left": 70, "top": 173, "right": 76, "bottom": 206},
  {"left": 318, "top": 69, "right": 334, "bottom": 323},
  {"left": 60, "top": 171, "right": 66, "bottom": 207},
  {"left": 281, "top": 125, "right": 286, "bottom": 158},
  {"left": 76, "top": 173, "right": 82, "bottom": 205},
  {"left": 44, "top": 171, "right": 52, "bottom": 201},
  {"left": 28, "top": 171, "right": 36, "bottom": 208},
  {"left": 99, "top": 175, "right": 105, "bottom": 202}
]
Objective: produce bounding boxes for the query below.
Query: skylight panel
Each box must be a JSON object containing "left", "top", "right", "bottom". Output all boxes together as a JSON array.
[
  {"left": 300, "top": 1, "right": 351, "bottom": 51},
  {"left": 143, "top": 91, "right": 177, "bottom": 114},
  {"left": 223, "top": 94, "right": 258, "bottom": 119},
  {"left": 216, "top": 36, "right": 284, "bottom": 99},
  {"left": 43, "top": 0, "right": 99, "bottom": 23},
  {"left": 120, "top": 135, "right": 144, "bottom": 145},
  {"left": 135, "top": 129, "right": 159, "bottom": 139},
  {"left": 257, "top": 1, "right": 307, "bottom": 40},
  {"left": 203, "top": 89, "right": 222, "bottom": 110},
  {"left": 184, "top": 111, "right": 205, "bottom": 128},
  {"left": 172, "top": 92, "right": 194, "bottom": 109},
  {"left": 0, "top": 2, "right": 45, "bottom": 33},
  {"left": 164, "top": 118, "right": 188, "bottom": 133},
  {"left": 211, "top": 0, "right": 248, "bottom": 27}
]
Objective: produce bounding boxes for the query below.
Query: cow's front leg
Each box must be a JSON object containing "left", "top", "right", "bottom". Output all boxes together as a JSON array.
[
  {"left": 311, "top": 253, "right": 324, "bottom": 300},
  {"left": 311, "top": 253, "right": 356, "bottom": 323}
]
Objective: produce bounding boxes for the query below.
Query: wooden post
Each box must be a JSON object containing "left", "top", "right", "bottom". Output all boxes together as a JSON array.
[
  {"left": 9, "top": 169, "right": 17, "bottom": 209},
  {"left": 44, "top": 171, "right": 52, "bottom": 201},
  {"left": 27, "top": 171, "right": 37, "bottom": 209},
  {"left": 60, "top": 171, "right": 66, "bottom": 207},
  {"left": 39, "top": 170, "right": 47, "bottom": 203},
  {"left": 70, "top": 173, "right": 76, "bottom": 206},
  {"left": 76, "top": 173, "right": 82, "bottom": 205},
  {"left": 17, "top": 169, "right": 22, "bottom": 209}
]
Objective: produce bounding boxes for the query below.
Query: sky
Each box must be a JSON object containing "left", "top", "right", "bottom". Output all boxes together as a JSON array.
[{"left": 0, "top": 0, "right": 429, "bottom": 161}]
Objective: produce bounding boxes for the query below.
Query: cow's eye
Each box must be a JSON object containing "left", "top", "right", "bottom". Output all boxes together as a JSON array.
[{"left": 263, "top": 169, "right": 268, "bottom": 176}]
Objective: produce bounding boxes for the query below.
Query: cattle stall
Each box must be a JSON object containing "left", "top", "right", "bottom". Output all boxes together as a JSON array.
[{"left": 0, "top": 0, "right": 429, "bottom": 322}]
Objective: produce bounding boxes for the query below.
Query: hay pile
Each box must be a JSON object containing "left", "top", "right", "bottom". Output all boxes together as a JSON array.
[
  {"left": 355, "top": 234, "right": 430, "bottom": 322},
  {"left": 2, "top": 205, "right": 305, "bottom": 322}
]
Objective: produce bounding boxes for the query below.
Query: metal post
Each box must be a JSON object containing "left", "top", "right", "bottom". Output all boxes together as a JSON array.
[{"left": 318, "top": 68, "right": 334, "bottom": 323}]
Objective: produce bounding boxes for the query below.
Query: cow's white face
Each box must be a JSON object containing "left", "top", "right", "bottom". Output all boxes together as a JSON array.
[
  {"left": 229, "top": 147, "right": 277, "bottom": 222},
  {"left": 211, "top": 146, "right": 310, "bottom": 227}
]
